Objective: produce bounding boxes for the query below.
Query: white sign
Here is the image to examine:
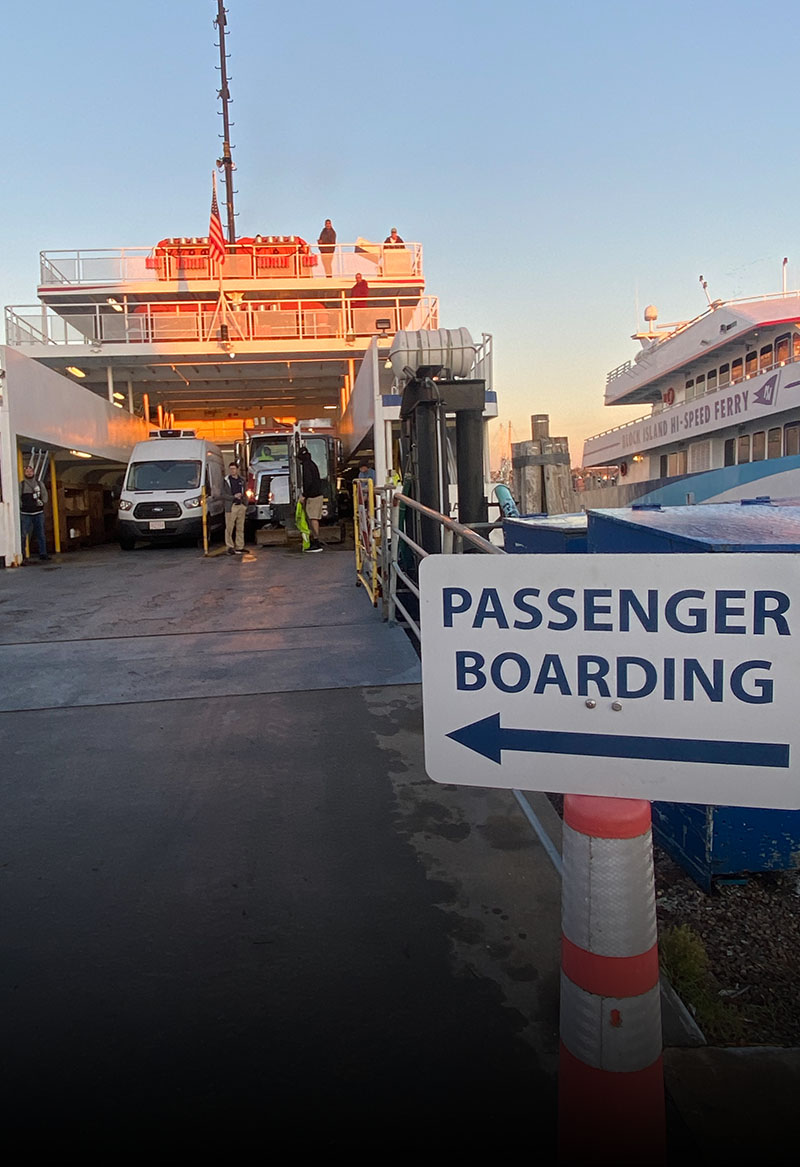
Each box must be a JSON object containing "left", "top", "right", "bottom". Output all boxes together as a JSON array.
[{"left": 419, "top": 554, "right": 800, "bottom": 808}]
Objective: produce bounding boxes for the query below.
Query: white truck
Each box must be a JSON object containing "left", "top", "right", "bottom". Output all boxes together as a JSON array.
[{"left": 242, "top": 426, "right": 344, "bottom": 541}]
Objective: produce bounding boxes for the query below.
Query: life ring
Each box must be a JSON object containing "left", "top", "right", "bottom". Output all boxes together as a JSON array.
[
  {"left": 663, "top": 387, "right": 675, "bottom": 406},
  {"left": 620, "top": 461, "right": 628, "bottom": 477}
]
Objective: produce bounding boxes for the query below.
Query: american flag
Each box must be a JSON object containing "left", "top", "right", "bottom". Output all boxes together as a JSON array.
[{"left": 208, "top": 182, "right": 226, "bottom": 266}]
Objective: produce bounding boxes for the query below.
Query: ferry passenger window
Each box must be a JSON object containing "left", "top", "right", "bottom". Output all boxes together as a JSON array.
[
  {"left": 745, "top": 351, "right": 758, "bottom": 377},
  {"left": 794, "top": 334, "right": 800, "bottom": 361},
  {"left": 775, "top": 334, "right": 790, "bottom": 365},
  {"left": 731, "top": 357, "right": 743, "bottom": 383},
  {"left": 684, "top": 378, "right": 694, "bottom": 401},
  {"left": 737, "top": 435, "right": 751, "bottom": 463},
  {"left": 667, "top": 451, "right": 687, "bottom": 476},
  {"left": 660, "top": 454, "right": 668, "bottom": 477},
  {"left": 706, "top": 369, "right": 717, "bottom": 392},
  {"left": 759, "top": 345, "right": 773, "bottom": 371},
  {"left": 718, "top": 363, "right": 730, "bottom": 387},
  {"left": 768, "top": 428, "right": 782, "bottom": 458},
  {"left": 752, "top": 431, "right": 766, "bottom": 461},
  {"left": 723, "top": 439, "right": 736, "bottom": 466},
  {"left": 785, "top": 422, "right": 800, "bottom": 457},
  {"left": 695, "top": 374, "right": 705, "bottom": 396}
]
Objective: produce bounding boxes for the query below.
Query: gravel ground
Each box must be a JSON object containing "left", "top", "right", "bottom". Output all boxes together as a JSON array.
[
  {"left": 654, "top": 847, "right": 800, "bottom": 1047},
  {"left": 549, "top": 795, "right": 800, "bottom": 1046}
]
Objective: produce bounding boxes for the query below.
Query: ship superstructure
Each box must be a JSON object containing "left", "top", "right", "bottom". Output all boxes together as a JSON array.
[{"left": 582, "top": 288, "right": 800, "bottom": 504}]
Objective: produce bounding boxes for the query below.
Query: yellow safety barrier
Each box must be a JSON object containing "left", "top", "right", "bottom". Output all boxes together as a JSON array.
[
  {"left": 354, "top": 478, "right": 380, "bottom": 605},
  {"left": 201, "top": 484, "right": 208, "bottom": 554}
]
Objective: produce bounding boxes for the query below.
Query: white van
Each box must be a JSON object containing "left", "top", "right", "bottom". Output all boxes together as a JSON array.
[{"left": 118, "top": 430, "right": 226, "bottom": 549}]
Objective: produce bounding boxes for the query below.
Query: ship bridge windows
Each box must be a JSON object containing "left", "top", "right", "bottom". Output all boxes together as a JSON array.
[
  {"left": 732, "top": 357, "right": 744, "bottom": 383},
  {"left": 745, "top": 351, "right": 758, "bottom": 378},
  {"left": 776, "top": 334, "right": 790, "bottom": 365},
  {"left": 768, "top": 427, "right": 782, "bottom": 459},
  {"left": 760, "top": 344, "right": 773, "bottom": 371}
]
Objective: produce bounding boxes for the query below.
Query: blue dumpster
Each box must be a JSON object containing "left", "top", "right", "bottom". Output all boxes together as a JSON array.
[
  {"left": 587, "top": 499, "right": 800, "bottom": 888},
  {"left": 504, "top": 512, "right": 588, "bottom": 555}
]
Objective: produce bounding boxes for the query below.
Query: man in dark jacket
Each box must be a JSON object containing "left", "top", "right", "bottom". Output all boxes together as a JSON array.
[
  {"left": 350, "top": 273, "right": 368, "bottom": 310},
  {"left": 223, "top": 462, "right": 247, "bottom": 555},
  {"left": 297, "top": 447, "right": 324, "bottom": 553},
  {"left": 19, "top": 464, "right": 50, "bottom": 561},
  {"left": 317, "top": 219, "right": 336, "bottom": 277}
]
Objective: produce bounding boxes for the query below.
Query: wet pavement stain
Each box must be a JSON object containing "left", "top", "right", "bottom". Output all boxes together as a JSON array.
[{"left": 479, "top": 815, "right": 536, "bottom": 851}]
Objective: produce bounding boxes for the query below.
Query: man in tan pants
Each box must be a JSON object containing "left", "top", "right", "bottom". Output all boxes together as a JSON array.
[{"left": 223, "top": 462, "right": 247, "bottom": 555}]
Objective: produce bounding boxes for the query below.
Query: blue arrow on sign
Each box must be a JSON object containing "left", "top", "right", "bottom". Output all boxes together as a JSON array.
[{"left": 446, "top": 713, "right": 790, "bottom": 768}]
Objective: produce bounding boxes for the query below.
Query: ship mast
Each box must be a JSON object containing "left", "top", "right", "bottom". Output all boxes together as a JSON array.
[{"left": 214, "top": 0, "right": 237, "bottom": 243}]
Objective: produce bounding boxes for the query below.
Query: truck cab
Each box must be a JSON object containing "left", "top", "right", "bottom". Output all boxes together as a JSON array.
[{"left": 242, "top": 427, "right": 343, "bottom": 539}]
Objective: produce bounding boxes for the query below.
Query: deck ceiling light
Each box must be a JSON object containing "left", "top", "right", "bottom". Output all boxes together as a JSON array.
[
  {"left": 66, "top": 366, "right": 86, "bottom": 377},
  {"left": 107, "top": 297, "right": 124, "bottom": 312},
  {"left": 68, "top": 449, "right": 92, "bottom": 458},
  {"left": 113, "top": 391, "right": 125, "bottom": 400}
]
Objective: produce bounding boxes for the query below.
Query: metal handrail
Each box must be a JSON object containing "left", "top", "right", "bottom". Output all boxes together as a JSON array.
[
  {"left": 4, "top": 296, "right": 439, "bottom": 348},
  {"left": 386, "top": 490, "right": 504, "bottom": 639},
  {"left": 37, "top": 241, "right": 425, "bottom": 286}
]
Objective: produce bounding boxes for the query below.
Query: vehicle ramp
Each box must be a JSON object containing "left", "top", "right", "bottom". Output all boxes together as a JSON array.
[{"left": 0, "top": 543, "right": 562, "bottom": 1160}]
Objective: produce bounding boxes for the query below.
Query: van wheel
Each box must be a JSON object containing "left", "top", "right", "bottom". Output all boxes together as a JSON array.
[{"left": 119, "top": 537, "right": 136, "bottom": 551}]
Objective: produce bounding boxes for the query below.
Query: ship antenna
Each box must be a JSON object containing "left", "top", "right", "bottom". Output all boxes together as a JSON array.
[
  {"left": 698, "top": 274, "right": 713, "bottom": 307},
  {"left": 214, "top": 1, "right": 237, "bottom": 243}
]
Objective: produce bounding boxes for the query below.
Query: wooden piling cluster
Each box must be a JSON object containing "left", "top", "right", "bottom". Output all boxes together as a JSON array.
[{"left": 511, "top": 416, "right": 573, "bottom": 514}]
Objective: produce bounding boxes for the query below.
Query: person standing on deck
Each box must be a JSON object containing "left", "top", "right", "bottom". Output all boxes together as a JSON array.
[
  {"left": 350, "top": 272, "right": 368, "bottom": 309},
  {"left": 19, "top": 464, "right": 50, "bottom": 562},
  {"left": 223, "top": 462, "right": 247, "bottom": 555},
  {"left": 297, "top": 447, "right": 324, "bottom": 553},
  {"left": 383, "top": 228, "right": 404, "bottom": 247},
  {"left": 317, "top": 219, "right": 336, "bottom": 277}
]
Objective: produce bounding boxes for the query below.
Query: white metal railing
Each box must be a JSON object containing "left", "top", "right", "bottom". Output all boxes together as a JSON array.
[
  {"left": 605, "top": 359, "right": 633, "bottom": 384},
  {"left": 387, "top": 490, "right": 503, "bottom": 639},
  {"left": 5, "top": 296, "right": 440, "bottom": 348},
  {"left": 38, "top": 241, "right": 424, "bottom": 287}
]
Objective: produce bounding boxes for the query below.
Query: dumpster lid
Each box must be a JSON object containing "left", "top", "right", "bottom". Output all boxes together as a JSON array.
[{"left": 588, "top": 501, "right": 800, "bottom": 551}]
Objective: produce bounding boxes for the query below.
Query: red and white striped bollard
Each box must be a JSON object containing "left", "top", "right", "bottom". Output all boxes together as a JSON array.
[{"left": 558, "top": 794, "right": 665, "bottom": 1164}]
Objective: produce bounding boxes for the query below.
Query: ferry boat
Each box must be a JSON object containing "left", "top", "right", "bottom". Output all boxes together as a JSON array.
[
  {"left": 0, "top": 12, "right": 496, "bottom": 567},
  {"left": 581, "top": 278, "right": 800, "bottom": 506}
]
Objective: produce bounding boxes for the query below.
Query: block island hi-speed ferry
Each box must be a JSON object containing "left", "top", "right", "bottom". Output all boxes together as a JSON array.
[{"left": 581, "top": 275, "right": 800, "bottom": 505}]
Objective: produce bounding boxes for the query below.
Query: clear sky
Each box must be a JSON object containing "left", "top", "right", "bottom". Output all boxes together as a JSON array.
[{"left": 4, "top": 0, "right": 800, "bottom": 466}]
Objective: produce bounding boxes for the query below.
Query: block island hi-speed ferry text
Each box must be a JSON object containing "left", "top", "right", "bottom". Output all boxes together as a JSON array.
[{"left": 419, "top": 554, "right": 800, "bottom": 808}]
